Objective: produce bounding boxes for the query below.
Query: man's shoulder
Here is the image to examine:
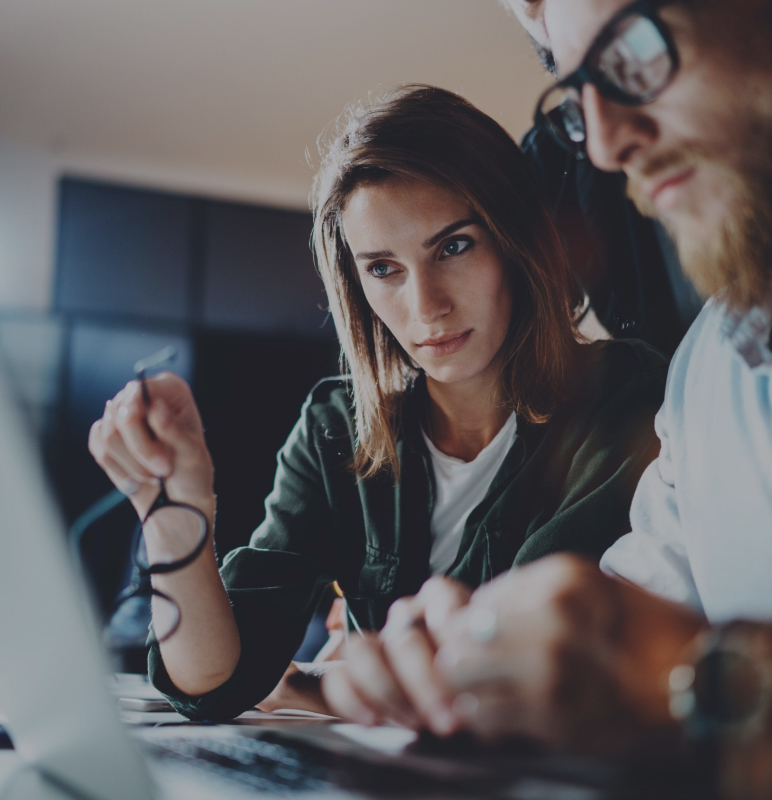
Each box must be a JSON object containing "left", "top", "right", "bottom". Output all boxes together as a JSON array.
[{"left": 664, "top": 297, "right": 728, "bottom": 398}]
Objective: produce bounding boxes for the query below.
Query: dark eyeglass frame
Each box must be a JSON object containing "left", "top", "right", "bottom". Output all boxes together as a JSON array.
[
  {"left": 534, "top": 0, "right": 680, "bottom": 158},
  {"left": 114, "top": 479, "right": 210, "bottom": 643},
  {"left": 70, "top": 346, "right": 210, "bottom": 649},
  {"left": 111, "top": 349, "right": 210, "bottom": 645}
]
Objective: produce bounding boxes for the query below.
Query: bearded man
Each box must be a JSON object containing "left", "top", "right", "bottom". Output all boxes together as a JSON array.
[{"left": 322, "top": 1, "right": 772, "bottom": 791}]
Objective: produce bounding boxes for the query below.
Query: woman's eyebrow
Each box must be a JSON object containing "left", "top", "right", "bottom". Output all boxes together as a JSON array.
[
  {"left": 353, "top": 217, "right": 480, "bottom": 261},
  {"left": 354, "top": 248, "right": 395, "bottom": 261},
  {"left": 422, "top": 217, "right": 480, "bottom": 249}
]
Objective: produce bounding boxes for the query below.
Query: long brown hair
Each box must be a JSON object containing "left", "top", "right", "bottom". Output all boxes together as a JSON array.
[{"left": 312, "top": 85, "right": 581, "bottom": 480}]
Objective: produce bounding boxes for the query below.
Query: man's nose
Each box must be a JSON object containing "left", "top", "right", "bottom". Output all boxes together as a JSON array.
[
  {"left": 582, "top": 83, "right": 657, "bottom": 172},
  {"left": 410, "top": 270, "right": 451, "bottom": 324}
]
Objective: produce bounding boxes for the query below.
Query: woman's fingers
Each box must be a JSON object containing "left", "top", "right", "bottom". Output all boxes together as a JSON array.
[
  {"left": 343, "top": 635, "right": 420, "bottom": 729},
  {"left": 321, "top": 653, "right": 381, "bottom": 726},
  {"left": 382, "top": 617, "right": 459, "bottom": 735},
  {"left": 379, "top": 592, "right": 465, "bottom": 735},
  {"left": 414, "top": 576, "right": 473, "bottom": 645},
  {"left": 115, "top": 383, "right": 173, "bottom": 476},
  {"left": 99, "top": 453, "right": 142, "bottom": 497}
]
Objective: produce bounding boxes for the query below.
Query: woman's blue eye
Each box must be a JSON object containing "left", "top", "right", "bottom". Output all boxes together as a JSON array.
[
  {"left": 442, "top": 238, "right": 471, "bottom": 257},
  {"left": 369, "top": 263, "right": 393, "bottom": 278}
]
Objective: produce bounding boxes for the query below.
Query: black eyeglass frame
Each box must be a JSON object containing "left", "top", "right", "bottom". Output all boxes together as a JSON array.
[
  {"left": 110, "top": 347, "right": 210, "bottom": 646},
  {"left": 534, "top": 0, "right": 681, "bottom": 158},
  {"left": 113, "top": 481, "right": 210, "bottom": 643}
]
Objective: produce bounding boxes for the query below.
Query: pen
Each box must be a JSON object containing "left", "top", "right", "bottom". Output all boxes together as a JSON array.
[{"left": 333, "top": 580, "right": 365, "bottom": 642}]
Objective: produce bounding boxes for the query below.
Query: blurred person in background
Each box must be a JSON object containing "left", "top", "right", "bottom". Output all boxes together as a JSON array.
[
  {"left": 88, "top": 85, "right": 667, "bottom": 724},
  {"left": 326, "top": 3, "right": 772, "bottom": 796}
]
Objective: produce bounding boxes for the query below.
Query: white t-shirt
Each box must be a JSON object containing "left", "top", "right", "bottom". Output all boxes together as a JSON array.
[{"left": 422, "top": 413, "right": 518, "bottom": 576}]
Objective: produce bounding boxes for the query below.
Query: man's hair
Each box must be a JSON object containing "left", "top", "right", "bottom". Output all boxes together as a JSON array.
[{"left": 311, "top": 85, "right": 582, "bottom": 479}]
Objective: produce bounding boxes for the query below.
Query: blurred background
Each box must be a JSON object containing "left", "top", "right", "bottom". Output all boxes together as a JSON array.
[{"left": 0, "top": 0, "right": 549, "bottom": 640}]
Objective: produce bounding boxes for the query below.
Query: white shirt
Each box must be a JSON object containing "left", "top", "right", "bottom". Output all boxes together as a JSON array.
[
  {"left": 422, "top": 413, "right": 518, "bottom": 576},
  {"left": 600, "top": 297, "right": 772, "bottom": 623}
]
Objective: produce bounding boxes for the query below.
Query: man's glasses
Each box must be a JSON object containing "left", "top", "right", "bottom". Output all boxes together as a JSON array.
[
  {"left": 534, "top": 0, "right": 680, "bottom": 159},
  {"left": 73, "top": 347, "right": 209, "bottom": 649}
]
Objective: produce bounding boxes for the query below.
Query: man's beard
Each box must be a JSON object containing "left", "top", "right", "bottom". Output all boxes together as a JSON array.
[{"left": 627, "top": 136, "right": 772, "bottom": 313}]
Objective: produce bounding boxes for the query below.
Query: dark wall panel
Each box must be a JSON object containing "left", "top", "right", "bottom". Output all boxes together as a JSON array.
[
  {"left": 203, "top": 202, "right": 334, "bottom": 338},
  {"left": 60, "top": 322, "right": 193, "bottom": 519},
  {"left": 56, "top": 179, "right": 192, "bottom": 320},
  {"left": 193, "top": 331, "right": 338, "bottom": 557}
]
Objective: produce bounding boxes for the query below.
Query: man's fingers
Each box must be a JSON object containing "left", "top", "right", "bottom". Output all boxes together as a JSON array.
[
  {"left": 451, "top": 683, "right": 547, "bottom": 742},
  {"left": 382, "top": 620, "right": 459, "bottom": 735},
  {"left": 321, "top": 661, "right": 380, "bottom": 726},
  {"left": 344, "top": 635, "right": 420, "bottom": 729},
  {"left": 437, "top": 623, "right": 554, "bottom": 692}
]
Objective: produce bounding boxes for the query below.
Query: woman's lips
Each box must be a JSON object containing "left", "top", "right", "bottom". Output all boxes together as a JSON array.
[{"left": 416, "top": 330, "right": 472, "bottom": 358}]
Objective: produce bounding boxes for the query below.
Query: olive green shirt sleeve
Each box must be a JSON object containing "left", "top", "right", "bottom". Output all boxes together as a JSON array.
[{"left": 514, "top": 361, "right": 667, "bottom": 565}]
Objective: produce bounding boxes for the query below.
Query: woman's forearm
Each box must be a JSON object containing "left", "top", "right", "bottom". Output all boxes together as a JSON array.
[{"left": 150, "top": 509, "right": 241, "bottom": 697}]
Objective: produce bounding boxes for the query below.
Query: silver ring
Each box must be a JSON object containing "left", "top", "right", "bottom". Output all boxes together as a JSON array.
[{"left": 468, "top": 606, "right": 498, "bottom": 643}]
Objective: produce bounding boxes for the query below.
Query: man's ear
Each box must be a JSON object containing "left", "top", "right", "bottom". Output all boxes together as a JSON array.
[{"left": 500, "top": 0, "right": 555, "bottom": 76}]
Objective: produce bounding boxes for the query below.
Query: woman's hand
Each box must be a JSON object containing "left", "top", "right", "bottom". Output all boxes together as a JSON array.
[
  {"left": 321, "top": 576, "right": 472, "bottom": 733},
  {"left": 258, "top": 661, "right": 341, "bottom": 716},
  {"left": 88, "top": 372, "right": 215, "bottom": 521},
  {"left": 90, "top": 372, "right": 240, "bottom": 698}
]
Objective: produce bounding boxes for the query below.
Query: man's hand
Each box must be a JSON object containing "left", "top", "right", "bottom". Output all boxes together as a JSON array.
[
  {"left": 321, "top": 577, "right": 472, "bottom": 733},
  {"left": 435, "top": 555, "right": 706, "bottom": 754}
]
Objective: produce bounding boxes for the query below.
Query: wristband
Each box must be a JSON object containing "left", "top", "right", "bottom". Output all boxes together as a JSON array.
[{"left": 669, "top": 623, "right": 772, "bottom": 743}]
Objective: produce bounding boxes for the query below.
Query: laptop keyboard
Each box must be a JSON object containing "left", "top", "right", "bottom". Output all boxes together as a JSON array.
[
  {"left": 143, "top": 727, "right": 489, "bottom": 796},
  {"left": 146, "top": 731, "right": 335, "bottom": 794}
]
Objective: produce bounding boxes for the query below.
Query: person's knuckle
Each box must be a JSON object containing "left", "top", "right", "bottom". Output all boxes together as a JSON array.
[
  {"left": 384, "top": 598, "right": 418, "bottom": 636},
  {"left": 540, "top": 639, "right": 575, "bottom": 709},
  {"left": 102, "top": 426, "right": 124, "bottom": 451},
  {"left": 550, "top": 554, "right": 592, "bottom": 587},
  {"left": 418, "top": 575, "right": 446, "bottom": 598},
  {"left": 116, "top": 401, "right": 142, "bottom": 428},
  {"left": 88, "top": 420, "right": 102, "bottom": 450},
  {"left": 387, "top": 596, "right": 413, "bottom": 621},
  {"left": 384, "top": 620, "right": 422, "bottom": 654}
]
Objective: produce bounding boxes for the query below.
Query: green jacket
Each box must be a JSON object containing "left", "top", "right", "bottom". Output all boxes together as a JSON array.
[{"left": 150, "top": 339, "right": 668, "bottom": 720}]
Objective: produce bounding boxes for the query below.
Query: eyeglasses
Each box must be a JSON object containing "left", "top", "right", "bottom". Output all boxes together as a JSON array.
[
  {"left": 534, "top": 0, "right": 680, "bottom": 159},
  {"left": 72, "top": 346, "right": 209, "bottom": 650}
]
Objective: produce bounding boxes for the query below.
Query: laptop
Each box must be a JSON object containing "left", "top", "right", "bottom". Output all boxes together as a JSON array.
[{"left": 0, "top": 363, "right": 709, "bottom": 800}]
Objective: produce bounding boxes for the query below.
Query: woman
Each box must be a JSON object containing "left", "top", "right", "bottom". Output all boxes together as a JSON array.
[{"left": 89, "top": 86, "right": 667, "bottom": 723}]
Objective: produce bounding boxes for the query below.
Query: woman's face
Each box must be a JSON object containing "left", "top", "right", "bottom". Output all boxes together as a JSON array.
[{"left": 342, "top": 177, "right": 514, "bottom": 389}]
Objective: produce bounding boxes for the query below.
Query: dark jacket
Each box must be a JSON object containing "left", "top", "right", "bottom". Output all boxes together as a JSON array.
[
  {"left": 522, "top": 126, "right": 703, "bottom": 356},
  {"left": 150, "top": 339, "right": 668, "bottom": 721}
]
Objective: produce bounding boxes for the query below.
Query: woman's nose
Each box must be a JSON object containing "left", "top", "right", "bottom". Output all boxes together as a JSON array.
[{"left": 409, "top": 271, "right": 452, "bottom": 324}]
